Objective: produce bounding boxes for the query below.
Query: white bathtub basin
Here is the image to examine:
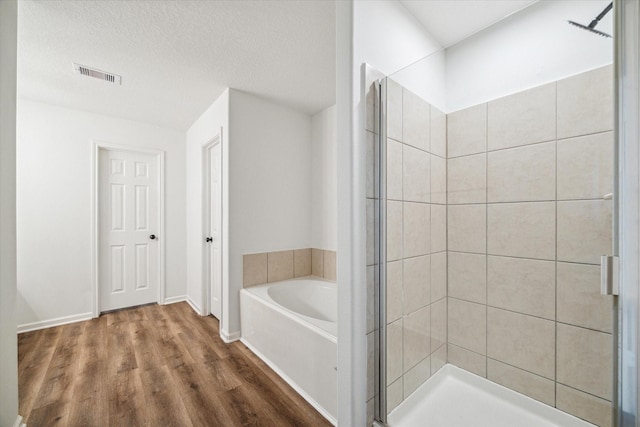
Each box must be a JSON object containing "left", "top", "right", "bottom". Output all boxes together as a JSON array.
[{"left": 240, "top": 277, "right": 337, "bottom": 424}]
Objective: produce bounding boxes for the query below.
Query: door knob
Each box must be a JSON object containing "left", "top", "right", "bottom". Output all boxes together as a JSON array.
[
  {"left": 149, "top": 234, "right": 157, "bottom": 240},
  {"left": 206, "top": 237, "right": 213, "bottom": 243}
]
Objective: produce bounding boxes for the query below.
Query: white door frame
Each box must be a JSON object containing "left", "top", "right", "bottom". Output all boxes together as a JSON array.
[
  {"left": 91, "top": 141, "right": 166, "bottom": 317},
  {"left": 201, "top": 133, "right": 223, "bottom": 319}
]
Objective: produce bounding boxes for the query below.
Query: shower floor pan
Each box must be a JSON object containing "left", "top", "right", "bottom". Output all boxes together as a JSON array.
[{"left": 388, "top": 364, "right": 595, "bottom": 427}]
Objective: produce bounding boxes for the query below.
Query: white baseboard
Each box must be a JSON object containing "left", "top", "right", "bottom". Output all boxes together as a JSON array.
[
  {"left": 163, "top": 295, "right": 187, "bottom": 305},
  {"left": 220, "top": 329, "right": 241, "bottom": 343},
  {"left": 13, "top": 415, "right": 24, "bottom": 427},
  {"left": 240, "top": 338, "right": 336, "bottom": 426},
  {"left": 186, "top": 297, "right": 201, "bottom": 315},
  {"left": 17, "top": 312, "right": 93, "bottom": 334}
]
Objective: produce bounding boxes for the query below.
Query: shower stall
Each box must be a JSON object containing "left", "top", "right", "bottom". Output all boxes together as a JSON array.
[{"left": 367, "top": 1, "right": 639, "bottom": 426}]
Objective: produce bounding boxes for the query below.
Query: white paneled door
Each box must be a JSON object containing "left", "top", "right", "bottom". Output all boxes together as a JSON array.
[
  {"left": 99, "top": 149, "right": 159, "bottom": 312},
  {"left": 208, "top": 142, "right": 222, "bottom": 319}
]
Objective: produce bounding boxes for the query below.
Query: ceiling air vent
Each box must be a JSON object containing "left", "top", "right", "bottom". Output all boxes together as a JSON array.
[{"left": 73, "top": 63, "right": 122, "bottom": 85}]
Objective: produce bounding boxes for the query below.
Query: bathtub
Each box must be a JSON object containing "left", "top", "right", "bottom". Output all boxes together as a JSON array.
[{"left": 240, "top": 277, "right": 337, "bottom": 424}]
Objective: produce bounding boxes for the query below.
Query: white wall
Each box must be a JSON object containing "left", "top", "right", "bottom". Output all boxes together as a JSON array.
[
  {"left": 311, "top": 104, "right": 337, "bottom": 251},
  {"left": 16, "top": 100, "right": 187, "bottom": 328},
  {"left": 0, "top": 0, "right": 20, "bottom": 424},
  {"left": 185, "top": 89, "right": 229, "bottom": 320},
  {"left": 227, "top": 90, "right": 312, "bottom": 335},
  {"left": 446, "top": 0, "right": 614, "bottom": 112},
  {"left": 185, "top": 89, "right": 312, "bottom": 338},
  {"left": 354, "top": 0, "right": 445, "bottom": 109}
]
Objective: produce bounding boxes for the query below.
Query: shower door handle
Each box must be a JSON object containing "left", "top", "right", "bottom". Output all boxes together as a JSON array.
[{"left": 600, "top": 255, "right": 619, "bottom": 296}]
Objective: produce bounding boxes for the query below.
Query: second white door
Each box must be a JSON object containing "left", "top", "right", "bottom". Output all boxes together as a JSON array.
[
  {"left": 207, "top": 142, "right": 222, "bottom": 319},
  {"left": 99, "top": 148, "right": 159, "bottom": 312}
]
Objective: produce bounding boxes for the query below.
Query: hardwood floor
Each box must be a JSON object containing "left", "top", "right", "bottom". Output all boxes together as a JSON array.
[{"left": 18, "top": 302, "right": 332, "bottom": 427}]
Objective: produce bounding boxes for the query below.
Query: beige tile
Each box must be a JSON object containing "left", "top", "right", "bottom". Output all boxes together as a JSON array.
[
  {"left": 403, "top": 255, "right": 430, "bottom": 315},
  {"left": 448, "top": 204, "right": 486, "bottom": 254},
  {"left": 430, "top": 298, "right": 447, "bottom": 351},
  {"left": 557, "top": 132, "right": 613, "bottom": 200},
  {"left": 323, "top": 250, "right": 336, "bottom": 281},
  {"left": 387, "top": 378, "right": 403, "bottom": 414},
  {"left": 557, "top": 323, "right": 613, "bottom": 400},
  {"left": 448, "top": 104, "right": 487, "bottom": 158},
  {"left": 448, "top": 154, "right": 487, "bottom": 204},
  {"left": 430, "top": 155, "right": 447, "bottom": 205},
  {"left": 293, "top": 249, "right": 311, "bottom": 278},
  {"left": 365, "top": 66, "right": 384, "bottom": 133},
  {"left": 487, "top": 202, "right": 555, "bottom": 260},
  {"left": 557, "top": 200, "right": 612, "bottom": 264},
  {"left": 365, "top": 67, "right": 384, "bottom": 134},
  {"left": 487, "top": 308, "right": 555, "bottom": 379},
  {"left": 366, "top": 199, "right": 375, "bottom": 266},
  {"left": 487, "top": 256, "right": 555, "bottom": 320},
  {"left": 487, "top": 359, "right": 555, "bottom": 407},
  {"left": 387, "top": 78, "right": 403, "bottom": 142},
  {"left": 387, "top": 201, "right": 403, "bottom": 261},
  {"left": 403, "top": 145, "right": 430, "bottom": 203},
  {"left": 366, "top": 131, "right": 376, "bottom": 199},
  {"left": 403, "top": 202, "right": 430, "bottom": 258},
  {"left": 367, "top": 265, "right": 375, "bottom": 334},
  {"left": 243, "top": 253, "right": 267, "bottom": 287},
  {"left": 387, "top": 319, "right": 403, "bottom": 385},
  {"left": 448, "top": 298, "right": 486, "bottom": 355},
  {"left": 311, "top": 248, "right": 324, "bottom": 277},
  {"left": 430, "top": 252, "right": 447, "bottom": 302},
  {"left": 431, "top": 204, "right": 446, "bottom": 253},
  {"left": 267, "top": 250, "right": 294, "bottom": 283},
  {"left": 403, "top": 88, "right": 429, "bottom": 151},
  {"left": 367, "top": 332, "right": 375, "bottom": 400},
  {"left": 404, "top": 305, "right": 431, "bottom": 371},
  {"left": 403, "top": 356, "right": 431, "bottom": 399},
  {"left": 430, "top": 344, "right": 447, "bottom": 375},
  {"left": 448, "top": 344, "right": 486, "bottom": 377},
  {"left": 488, "top": 82, "right": 556, "bottom": 151},
  {"left": 387, "top": 261, "right": 403, "bottom": 323},
  {"left": 430, "top": 105, "right": 446, "bottom": 157},
  {"left": 387, "top": 139, "right": 403, "bottom": 201},
  {"left": 557, "top": 262, "right": 614, "bottom": 333},
  {"left": 556, "top": 384, "right": 613, "bottom": 427},
  {"left": 367, "top": 398, "right": 375, "bottom": 427},
  {"left": 557, "top": 65, "right": 614, "bottom": 139},
  {"left": 487, "top": 142, "right": 555, "bottom": 203},
  {"left": 449, "top": 252, "right": 486, "bottom": 304}
]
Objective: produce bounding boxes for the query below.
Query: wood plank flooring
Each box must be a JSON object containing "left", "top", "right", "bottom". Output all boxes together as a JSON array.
[{"left": 18, "top": 302, "right": 332, "bottom": 427}]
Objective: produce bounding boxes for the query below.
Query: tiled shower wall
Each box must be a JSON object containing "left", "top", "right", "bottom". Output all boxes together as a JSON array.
[
  {"left": 445, "top": 65, "right": 615, "bottom": 427},
  {"left": 383, "top": 79, "right": 449, "bottom": 413},
  {"left": 242, "top": 248, "right": 336, "bottom": 286}
]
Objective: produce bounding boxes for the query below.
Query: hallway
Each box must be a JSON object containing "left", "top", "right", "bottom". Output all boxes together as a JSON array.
[{"left": 18, "top": 302, "right": 331, "bottom": 426}]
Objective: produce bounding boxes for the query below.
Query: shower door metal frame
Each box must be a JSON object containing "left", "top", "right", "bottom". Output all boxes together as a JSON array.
[
  {"left": 374, "top": 78, "right": 388, "bottom": 427},
  {"left": 616, "top": 0, "right": 640, "bottom": 426}
]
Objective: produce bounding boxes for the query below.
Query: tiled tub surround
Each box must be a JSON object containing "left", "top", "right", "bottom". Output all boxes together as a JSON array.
[
  {"left": 242, "top": 248, "right": 337, "bottom": 287},
  {"left": 383, "top": 79, "right": 449, "bottom": 413},
  {"left": 446, "top": 65, "right": 615, "bottom": 427}
]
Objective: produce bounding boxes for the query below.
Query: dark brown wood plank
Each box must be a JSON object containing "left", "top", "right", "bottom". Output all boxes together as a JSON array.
[
  {"left": 67, "top": 316, "right": 108, "bottom": 427},
  {"left": 107, "top": 317, "right": 137, "bottom": 375},
  {"left": 19, "top": 302, "right": 332, "bottom": 427},
  {"left": 169, "top": 362, "right": 236, "bottom": 426},
  {"left": 18, "top": 327, "right": 61, "bottom": 418},
  {"left": 139, "top": 365, "right": 193, "bottom": 427},
  {"left": 108, "top": 369, "right": 148, "bottom": 427}
]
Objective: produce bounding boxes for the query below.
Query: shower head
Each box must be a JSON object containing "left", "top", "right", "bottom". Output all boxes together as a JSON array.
[{"left": 568, "top": 2, "right": 613, "bottom": 38}]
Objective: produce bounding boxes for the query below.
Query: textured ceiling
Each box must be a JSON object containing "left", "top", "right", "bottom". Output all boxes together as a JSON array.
[
  {"left": 18, "top": 1, "right": 336, "bottom": 130},
  {"left": 399, "top": 0, "right": 538, "bottom": 47}
]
